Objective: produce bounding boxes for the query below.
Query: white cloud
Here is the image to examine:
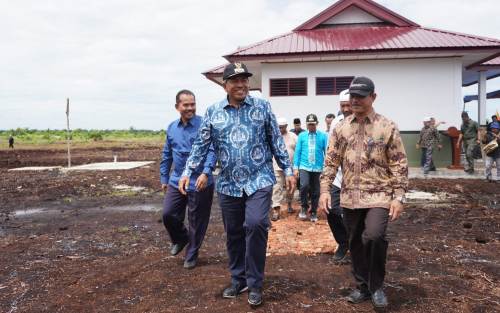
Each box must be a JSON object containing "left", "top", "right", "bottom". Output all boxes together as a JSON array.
[{"left": 1, "top": 0, "right": 499, "bottom": 129}]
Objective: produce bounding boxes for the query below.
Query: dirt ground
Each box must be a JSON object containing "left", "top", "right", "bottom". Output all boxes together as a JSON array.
[{"left": 0, "top": 145, "right": 499, "bottom": 313}]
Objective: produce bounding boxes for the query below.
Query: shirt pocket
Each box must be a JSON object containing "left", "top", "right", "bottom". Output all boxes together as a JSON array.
[{"left": 367, "top": 137, "right": 388, "bottom": 164}]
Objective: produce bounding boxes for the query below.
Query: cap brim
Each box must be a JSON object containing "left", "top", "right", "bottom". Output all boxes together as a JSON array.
[
  {"left": 306, "top": 122, "right": 318, "bottom": 125},
  {"left": 348, "top": 89, "right": 371, "bottom": 97},
  {"left": 223, "top": 72, "right": 253, "bottom": 81}
]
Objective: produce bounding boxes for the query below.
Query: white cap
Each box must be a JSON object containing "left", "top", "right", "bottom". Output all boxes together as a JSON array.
[
  {"left": 277, "top": 117, "right": 288, "bottom": 126},
  {"left": 423, "top": 117, "right": 432, "bottom": 122},
  {"left": 339, "top": 89, "right": 350, "bottom": 102}
]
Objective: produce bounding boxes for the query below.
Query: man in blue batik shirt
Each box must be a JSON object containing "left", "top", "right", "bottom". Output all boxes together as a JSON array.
[
  {"left": 179, "top": 63, "right": 296, "bottom": 307},
  {"left": 160, "top": 89, "right": 216, "bottom": 270}
]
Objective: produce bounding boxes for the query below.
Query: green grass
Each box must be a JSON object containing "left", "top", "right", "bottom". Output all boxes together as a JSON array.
[{"left": 0, "top": 128, "right": 166, "bottom": 148}]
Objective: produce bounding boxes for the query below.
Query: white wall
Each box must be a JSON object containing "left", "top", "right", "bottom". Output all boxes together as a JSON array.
[
  {"left": 323, "top": 6, "right": 383, "bottom": 25},
  {"left": 261, "top": 58, "right": 463, "bottom": 131}
]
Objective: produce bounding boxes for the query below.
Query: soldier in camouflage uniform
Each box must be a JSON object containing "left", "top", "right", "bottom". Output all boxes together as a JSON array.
[
  {"left": 457, "top": 112, "right": 480, "bottom": 173},
  {"left": 416, "top": 117, "right": 442, "bottom": 174}
]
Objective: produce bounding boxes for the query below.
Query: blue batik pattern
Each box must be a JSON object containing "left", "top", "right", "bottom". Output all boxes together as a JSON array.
[{"left": 182, "top": 95, "right": 293, "bottom": 197}]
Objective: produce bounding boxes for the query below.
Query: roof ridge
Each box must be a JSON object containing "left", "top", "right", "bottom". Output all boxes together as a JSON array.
[
  {"left": 420, "top": 26, "right": 500, "bottom": 44},
  {"left": 224, "top": 32, "right": 293, "bottom": 59}
]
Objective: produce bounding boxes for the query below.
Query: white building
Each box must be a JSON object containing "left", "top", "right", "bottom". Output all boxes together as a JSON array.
[{"left": 204, "top": 0, "right": 500, "bottom": 165}]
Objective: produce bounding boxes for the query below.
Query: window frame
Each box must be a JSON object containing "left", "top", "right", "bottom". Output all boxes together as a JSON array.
[
  {"left": 315, "top": 76, "right": 354, "bottom": 95},
  {"left": 269, "top": 77, "right": 308, "bottom": 97}
]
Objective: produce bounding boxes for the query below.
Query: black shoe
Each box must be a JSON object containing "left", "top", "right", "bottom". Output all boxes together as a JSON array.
[
  {"left": 332, "top": 246, "right": 348, "bottom": 262},
  {"left": 248, "top": 288, "right": 263, "bottom": 307},
  {"left": 170, "top": 240, "right": 188, "bottom": 256},
  {"left": 310, "top": 213, "right": 318, "bottom": 222},
  {"left": 222, "top": 282, "right": 248, "bottom": 299},
  {"left": 183, "top": 259, "right": 197, "bottom": 269},
  {"left": 371, "top": 289, "right": 388, "bottom": 308},
  {"left": 287, "top": 206, "right": 294, "bottom": 214},
  {"left": 346, "top": 289, "right": 371, "bottom": 304}
]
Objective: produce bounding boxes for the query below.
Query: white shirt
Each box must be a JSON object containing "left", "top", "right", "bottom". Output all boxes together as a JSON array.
[{"left": 329, "top": 114, "right": 345, "bottom": 189}]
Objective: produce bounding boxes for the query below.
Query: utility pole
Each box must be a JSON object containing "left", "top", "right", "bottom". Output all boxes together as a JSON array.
[{"left": 66, "top": 98, "right": 71, "bottom": 168}]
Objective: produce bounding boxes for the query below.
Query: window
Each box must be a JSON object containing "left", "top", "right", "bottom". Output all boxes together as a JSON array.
[
  {"left": 270, "top": 78, "right": 307, "bottom": 96},
  {"left": 316, "top": 76, "right": 354, "bottom": 95}
]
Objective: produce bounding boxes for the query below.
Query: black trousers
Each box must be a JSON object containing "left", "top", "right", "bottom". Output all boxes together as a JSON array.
[
  {"left": 162, "top": 185, "right": 214, "bottom": 262},
  {"left": 299, "top": 170, "right": 320, "bottom": 214},
  {"left": 343, "top": 207, "right": 389, "bottom": 293},
  {"left": 326, "top": 186, "right": 348, "bottom": 249}
]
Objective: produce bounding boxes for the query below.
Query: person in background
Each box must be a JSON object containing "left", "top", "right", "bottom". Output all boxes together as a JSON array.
[
  {"left": 8, "top": 135, "right": 14, "bottom": 149},
  {"left": 482, "top": 121, "right": 500, "bottom": 182},
  {"left": 487, "top": 115, "right": 498, "bottom": 132},
  {"left": 457, "top": 112, "right": 480, "bottom": 174},
  {"left": 293, "top": 113, "right": 328, "bottom": 222},
  {"left": 416, "top": 117, "right": 442, "bottom": 175},
  {"left": 325, "top": 113, "right": 335, "bottom": 133},
  {"left": 271, "top": 117, "right": 298, "bottom": 221},
  {"left": 160, "top": 89, "right": 216, "bottom": 270},
  {"left": 325, "top": 89, "right": 351, "bottom": 263},
  {"left": 291, "top": 118, "right": 305, "bottom": 135}
]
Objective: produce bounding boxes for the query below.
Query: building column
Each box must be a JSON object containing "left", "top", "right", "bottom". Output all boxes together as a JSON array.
[{"left": 478, "top": 70, "right": 487, "bottom": 125}]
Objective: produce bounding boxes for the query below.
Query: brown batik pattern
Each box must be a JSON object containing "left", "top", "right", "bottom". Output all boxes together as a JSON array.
[{"left": 320, "top": 110, "right": 409, "bottom": 209}]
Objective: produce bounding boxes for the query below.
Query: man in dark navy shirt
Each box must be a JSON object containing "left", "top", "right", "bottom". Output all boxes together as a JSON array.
[{"left": 160, "top": 89, "right": 216, "bottom": 269}]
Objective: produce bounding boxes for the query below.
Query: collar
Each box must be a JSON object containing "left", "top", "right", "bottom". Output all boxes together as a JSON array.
[
  {"left": 177, "top": 116, "right": 195, "bottom": 127},
  {"left": 223, "top": 95, "right": 251, "bottom": 109},
  {"left": 350, "top": 110, "right": 377, "bottom": 124}
]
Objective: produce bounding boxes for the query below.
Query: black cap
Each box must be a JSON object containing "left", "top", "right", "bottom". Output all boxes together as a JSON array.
[
  {"left": 293, "top": 118, "right": 301, "bottom": 124},
  {"left": 223, "top": 62, "right": 253, "bottom": 80},
  {"left": 305, "top": 114, "right": 318, "bottom": 124},
  {"left": 349, "top": 76, "right": 375, "bottom": 97}
]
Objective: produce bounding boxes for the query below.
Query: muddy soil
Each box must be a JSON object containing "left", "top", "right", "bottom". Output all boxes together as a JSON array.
[{"left": 1, "top": 145, "right": 499, "bottom": 312}]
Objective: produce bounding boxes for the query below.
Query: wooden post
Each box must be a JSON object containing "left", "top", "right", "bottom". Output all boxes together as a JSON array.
[
  {"left": 66, "top": 98, "right": 71, "bottom": 168},
  {"left": 445, "top": 127, "right": 463, "bottom": 170}
]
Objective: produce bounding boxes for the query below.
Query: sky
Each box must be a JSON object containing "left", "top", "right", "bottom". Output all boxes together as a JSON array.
[{"left": 1, "top": 0, "right": 499, "bottom": 130}]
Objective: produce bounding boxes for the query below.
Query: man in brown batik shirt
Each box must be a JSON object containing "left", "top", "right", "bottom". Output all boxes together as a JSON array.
[{"left": 318, "top": 76, "right": 408, "bottom": 309}]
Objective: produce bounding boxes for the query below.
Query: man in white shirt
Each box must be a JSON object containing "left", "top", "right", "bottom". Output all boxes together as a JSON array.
[
  {"left": 272, "top": 118, "right": 298, "bottom": 221},
  {"left": 326, "top": 89, "right": 352, "bottom": 262}
]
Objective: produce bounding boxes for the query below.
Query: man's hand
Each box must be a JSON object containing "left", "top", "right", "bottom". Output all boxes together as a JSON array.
[
  {"left": 195, "top": 173, "right": 208, "bottom": 191},
  {"left": 318, "top": 193, "right": 331, "bottom": 217},
  {"left": 294, "top": 169, "right": 299, "bottom": 178},
  {"left": 389, "top": 199, "right": 404, "bottom": 222},
  {"left": 415, "top": 144, "right": 420, "bottom": 150},
  {"left": 178, "top": 176, "right": 190, "bottom": 195},
  {"left": 437, "top": 144, "right": 443, "bottom": 151},
  {"left": 285, "top": 175, "right": 296, "bottom": 194},
  {"left": 161, "top": 184, "right": 168, "bottom": 193}
]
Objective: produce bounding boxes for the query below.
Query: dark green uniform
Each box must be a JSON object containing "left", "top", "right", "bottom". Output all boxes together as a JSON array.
[{"left": 460, "top": 120, "right": 479, "bottom": 172}]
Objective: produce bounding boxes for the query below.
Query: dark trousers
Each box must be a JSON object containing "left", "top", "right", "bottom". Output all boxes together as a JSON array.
[
  {"left": 162, "top": 185, "right": 214, "bottom": 262},
  {"left": 219, "top": 186, "right": 272, "bottom": 290},
  {"left": 343, "top": 207, "right": 389, "bottom": 293},
  {"left": 299, "top": 170, "right": 320, "bottom": 214},
  {"left": 326, "top": 186, "right": 348, "bottom": 249}
]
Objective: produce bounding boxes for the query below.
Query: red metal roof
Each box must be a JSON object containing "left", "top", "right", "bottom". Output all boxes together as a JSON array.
[{"left": 224, "top": 26, "right": 500, "bottom": 60}]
